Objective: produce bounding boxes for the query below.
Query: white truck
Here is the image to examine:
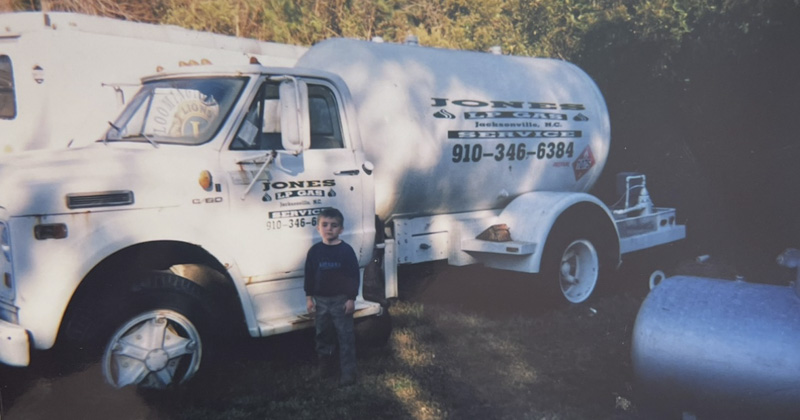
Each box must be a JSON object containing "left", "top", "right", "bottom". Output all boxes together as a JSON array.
[
  {"left": 0, "top": 38, "right": 685, "bottom": 388},
  {"left": 0, "top": 11, "right": 308, "bottom": 153}
]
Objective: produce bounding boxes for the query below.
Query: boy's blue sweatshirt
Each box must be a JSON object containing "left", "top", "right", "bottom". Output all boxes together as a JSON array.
[{"left": 304, "top": 241, "right": 360, "bottom": 300}]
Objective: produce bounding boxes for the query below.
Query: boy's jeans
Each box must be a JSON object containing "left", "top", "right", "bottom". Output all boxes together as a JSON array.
[{"left": 314, "top": 295, "right": 356, "bottom": 381}]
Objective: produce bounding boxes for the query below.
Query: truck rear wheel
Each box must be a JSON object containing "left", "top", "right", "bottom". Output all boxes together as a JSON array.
[
  {"left": 355, "top": 308, "right": 392, "bottom": 348},
  {"left": 541, "top": 224, "right": 606, "bottom": 304}
]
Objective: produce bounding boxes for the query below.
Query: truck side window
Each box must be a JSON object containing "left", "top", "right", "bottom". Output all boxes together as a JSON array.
[
  {"left": 230, "top": 82, "right": 344, "bottom": 150},
  {"left": 0, "top": 55, "right": 15, "bottom": 120},
  {"left": 231, "top": 83, "right": 281, "bottom": 150},
  {"left": 308, "top": 85, "right": 343, "bottom": 149}
]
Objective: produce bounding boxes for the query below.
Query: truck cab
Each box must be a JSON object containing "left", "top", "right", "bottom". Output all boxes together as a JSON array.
[{"left": 0, "top": 64, "right": 387, "bottom": 388}]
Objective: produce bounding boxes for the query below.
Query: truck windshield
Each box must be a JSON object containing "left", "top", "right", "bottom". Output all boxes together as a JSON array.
[{"left": 105, "top": 77, "right": 247, "bottom": 146}]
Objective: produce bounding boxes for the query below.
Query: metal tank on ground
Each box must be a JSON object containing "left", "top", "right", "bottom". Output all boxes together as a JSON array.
[{"left": 631, "top": 249, "right": 800, "bottom": 418}]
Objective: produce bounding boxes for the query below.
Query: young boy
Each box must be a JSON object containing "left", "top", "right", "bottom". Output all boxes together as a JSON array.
[{"left": 304, "top": 208, "right": 360, "bottom": 386}]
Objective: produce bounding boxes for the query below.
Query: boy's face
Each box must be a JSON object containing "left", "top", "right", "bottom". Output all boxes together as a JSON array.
[{"left": 317, "top": 216, "right": 343, "bottom": 244}]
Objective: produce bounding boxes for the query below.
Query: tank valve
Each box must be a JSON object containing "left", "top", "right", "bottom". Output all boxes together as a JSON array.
[
  {"left": 613, "top": 174, "right": 654, "bottom": 216},
  {"left": 613, "top": 185, "right": 654, "bottom": 216},
  {"left": 776, "top": 248, "right": 800, "bottom": 297},
  {"left": 637, "top": 185, "right": 654, "bottom": 214}
]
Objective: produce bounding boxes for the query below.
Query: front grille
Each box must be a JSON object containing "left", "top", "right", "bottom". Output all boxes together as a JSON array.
[{"left": 66, "top": 190, "right": 134, "bottom": 209}]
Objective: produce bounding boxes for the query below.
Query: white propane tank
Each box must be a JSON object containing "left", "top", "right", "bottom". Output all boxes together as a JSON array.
[{"left": 298, "top": 38, "right": 611, "bottom": 219}]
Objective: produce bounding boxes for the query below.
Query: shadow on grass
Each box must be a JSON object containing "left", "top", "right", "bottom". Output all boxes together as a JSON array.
[{"left": 393, "top": 262, "right": 647, "bottom": 419}]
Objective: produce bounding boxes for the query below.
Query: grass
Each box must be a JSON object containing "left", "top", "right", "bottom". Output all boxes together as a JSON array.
[
  {"left": 143, "top": 292, "right": 641, "bottom": 420},
  {"left": 2, "top": 269, "right": 647, "bottom": 420}
]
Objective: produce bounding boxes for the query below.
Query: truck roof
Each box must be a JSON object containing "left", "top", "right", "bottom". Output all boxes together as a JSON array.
[{"left": 138, "top": 63, "right": 345, "bottom": 85}]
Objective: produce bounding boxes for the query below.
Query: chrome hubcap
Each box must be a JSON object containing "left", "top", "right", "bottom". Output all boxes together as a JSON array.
[{"left": 102, "top": 310, "right": 201, "bottom": 389}]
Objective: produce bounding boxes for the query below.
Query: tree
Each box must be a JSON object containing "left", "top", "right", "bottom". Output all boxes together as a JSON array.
[
  {"left": 389, "top": 0, "right": 524, "bottom": 53},
  {"left": 16, "top": 0, "right": 167, "bottom": 22}
]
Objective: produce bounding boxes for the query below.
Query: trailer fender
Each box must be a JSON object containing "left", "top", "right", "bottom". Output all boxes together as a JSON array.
[{"left": 480, "top": 191, "right": 620, "bottom": 274}]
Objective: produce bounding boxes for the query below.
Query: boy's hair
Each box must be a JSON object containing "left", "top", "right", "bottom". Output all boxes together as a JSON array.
[{"left": 319, "top": 208, "right": 344, "bottom": 226}]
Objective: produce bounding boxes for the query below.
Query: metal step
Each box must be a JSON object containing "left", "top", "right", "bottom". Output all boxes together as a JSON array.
[
  {"left": 461, "top": 238, "right": 536, "bottom": 256},
  {"left": 255, "top": 300, "right": 383, "bottom": 337}
]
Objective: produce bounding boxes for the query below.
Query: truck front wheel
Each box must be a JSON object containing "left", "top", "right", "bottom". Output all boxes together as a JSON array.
[
  {"left": 98, "top": 272, "right": 214, "bottom": 389},
  {"left": 102, "top": 308, "right": 202, "bottom": 389},
  {"left": 64, "top": 271, "right": 215, "bottom": 389}
]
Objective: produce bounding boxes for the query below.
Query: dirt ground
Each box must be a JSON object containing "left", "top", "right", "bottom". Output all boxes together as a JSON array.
[{"left": 0, "top": 253, "right": 793, "bottom": 419}]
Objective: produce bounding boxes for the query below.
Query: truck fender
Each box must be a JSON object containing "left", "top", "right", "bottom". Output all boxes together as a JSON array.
[
  {"left": 23, "top": 210, "right": 256, "bottom": 350},
  {"left": 76, "top": 216, "right": 258, "bottom": 334},
  {"left": 492, "top": 191, "right": 620, "bottom": 273}
]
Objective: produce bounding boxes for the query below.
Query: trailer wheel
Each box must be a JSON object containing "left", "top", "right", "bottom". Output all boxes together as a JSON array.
[{"left": 542, "top": 225, "right": 606, "bottom": 304}]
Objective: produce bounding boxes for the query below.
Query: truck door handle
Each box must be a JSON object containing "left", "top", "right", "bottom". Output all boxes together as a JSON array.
[{"left": 334, "top": 169, "right": 360, "bottom": 176}]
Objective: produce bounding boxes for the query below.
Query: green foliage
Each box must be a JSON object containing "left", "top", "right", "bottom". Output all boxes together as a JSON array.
[
  {"left": 161, "top": 0, "right": 392, "bottom": 45},
  {"left": 157, "top": 0, "right": 523, "bottom": 51},
  {"left": 386, "top": 0, "right": 524, "bottom": 52},
  {"left": 13, "top": 0, "right": 796, "bottom": 66},
  {"left": 510, "top": 0, "right": 724, "bottom": 61},
  {"left": 11, "top": 0, "right": 169, "bottom": 21}
]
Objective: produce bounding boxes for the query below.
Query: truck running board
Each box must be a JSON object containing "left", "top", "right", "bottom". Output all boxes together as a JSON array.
[{"left": 256, "top": 301, "right": 383, "bottom": 337}]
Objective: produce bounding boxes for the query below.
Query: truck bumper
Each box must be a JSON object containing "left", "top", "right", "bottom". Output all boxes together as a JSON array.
[{"left": 0, "top": 318, "right": 30, "bottom": 366}]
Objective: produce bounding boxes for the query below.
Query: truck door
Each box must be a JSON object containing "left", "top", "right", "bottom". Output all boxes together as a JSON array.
[{"left": 221, "top": 79, "right": 366, "bottom": 280}]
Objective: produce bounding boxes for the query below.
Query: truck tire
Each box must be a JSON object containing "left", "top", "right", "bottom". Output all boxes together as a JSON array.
[
  {"left": 354, "top": 308, "right": 392, "bottom": 348},
  {"left": 541, "top": 223, "right": 607, "bottom": 304},
  {"left": 66, "top": 271, "right": 215, "bottom": 389}
]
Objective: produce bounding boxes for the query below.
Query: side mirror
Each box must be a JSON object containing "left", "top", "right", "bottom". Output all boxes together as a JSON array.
[{"left": 279, "top": 78, "right": 310, "bottom": 154}]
